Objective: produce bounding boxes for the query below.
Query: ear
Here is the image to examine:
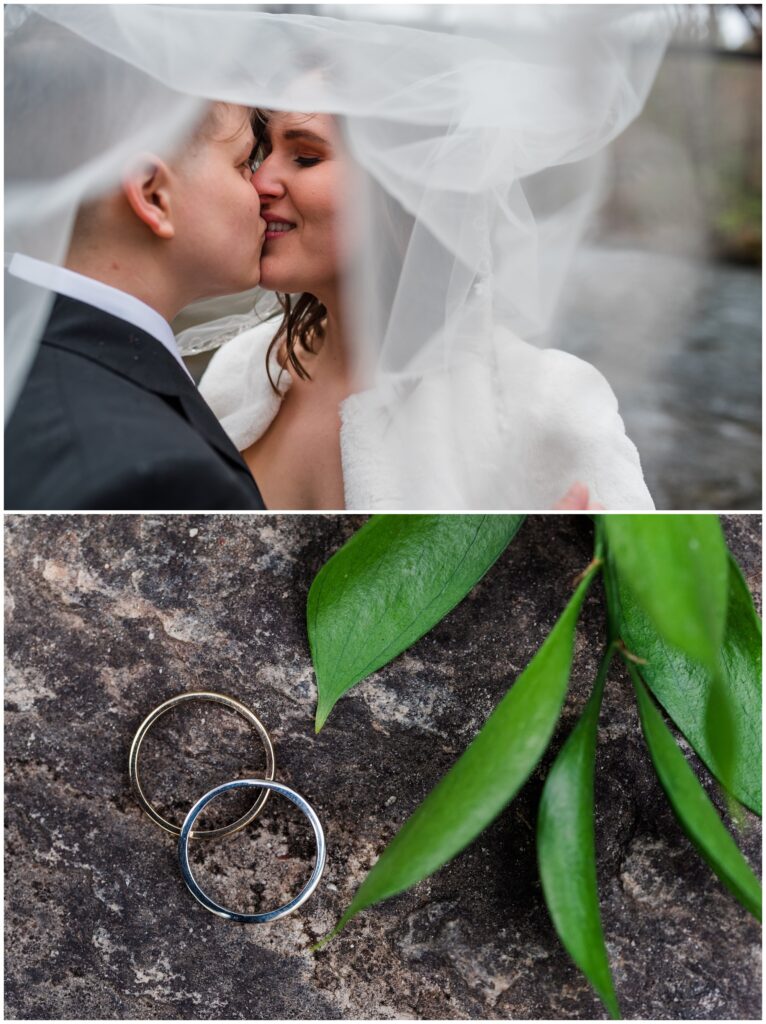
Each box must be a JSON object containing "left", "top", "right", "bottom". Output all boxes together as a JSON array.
[{"left": 122, "top": 155, "right": 176, "bottom": 239}]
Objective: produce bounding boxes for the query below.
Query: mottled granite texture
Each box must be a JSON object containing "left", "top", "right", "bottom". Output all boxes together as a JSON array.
[{"left": 4, "top": 515, "right": 762, "bottom": 1020}]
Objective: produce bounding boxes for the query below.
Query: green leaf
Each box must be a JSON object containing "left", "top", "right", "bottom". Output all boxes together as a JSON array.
[
  {"left": 317, "top": 555, "right": 601, "bottom": 947},
  {"left": 308, "top": 514, "right": 525, "bottom": 730},
  {"left": 630, "top": 666, "right": 761, "bottom": 922},
  {"left": 603, "top": 515, "right": 729, "bottom": 672},
  {"left": 613, "top": 553, "right": 762, "bottom": 815},
  {"left": 537, "top": 650, "right": 620, "bottom": 1019}
]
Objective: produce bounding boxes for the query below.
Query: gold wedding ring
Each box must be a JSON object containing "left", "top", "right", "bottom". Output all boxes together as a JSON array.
[{"left": 128, "top": 691, "right": 275, "bottom": 839}]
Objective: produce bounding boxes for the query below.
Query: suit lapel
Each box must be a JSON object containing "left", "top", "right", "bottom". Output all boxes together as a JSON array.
[
  {"left": 176, "top": 388, "right": 252, "bottom": 471},
  {"left": 41, "top": 294, "right": 254, "bottom": 477}
]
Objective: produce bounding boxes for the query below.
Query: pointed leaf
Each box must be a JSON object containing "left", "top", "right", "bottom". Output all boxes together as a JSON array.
[
  {"left": 321, "top": 557, "right": 600, "bottom": 943},
  {"left": 537, "top": 651, "right": 620, "bottom": 1019},
  {"left": 603, "top": 515, "right": 728, "bottom": 672},
  {"left": 613, "top": 553, "right": 761, "bottom": 814},
  {"left": 630, "top": 667, "right": 761, "bottom": 921},
  {"left": 308, "top": 514, "right": 524, "bottom": 730}
]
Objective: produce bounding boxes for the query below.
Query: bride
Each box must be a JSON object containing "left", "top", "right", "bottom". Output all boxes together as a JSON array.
[
  {"left": 200, "top": 111, "right": 354, "bottom": 510},
  {"left": 197, "top": 109, "right": 654, "bottom": 511}
]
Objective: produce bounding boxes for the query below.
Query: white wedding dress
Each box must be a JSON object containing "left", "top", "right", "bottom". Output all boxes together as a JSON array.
[{"left": 198, "top": 320, "right": 654, "bottom": 510}]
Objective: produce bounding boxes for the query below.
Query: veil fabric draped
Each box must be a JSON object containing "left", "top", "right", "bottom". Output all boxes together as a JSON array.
[{"left": 5, "top": 3, "right": 673, "bottom": 507}]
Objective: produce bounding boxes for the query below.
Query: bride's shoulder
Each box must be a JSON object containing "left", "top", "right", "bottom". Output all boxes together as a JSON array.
[
  {"left": 198, "top": 317, "right": 289, "bottom": 452},
  {"left": 201, "top": 318, "right": 281, "bottom": 380},
  {"left": 491, "top": 326, "right": 621, "bottom": 418},
  {"left": 490, "top": 326, "right": 653, "bottom": 508},
  {"left": 495, "top": 325, "right": 612, "bottom": 382}
]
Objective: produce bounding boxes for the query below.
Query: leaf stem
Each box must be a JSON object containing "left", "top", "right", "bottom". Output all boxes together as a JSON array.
[
  {"left": 613, "top": 638, "right": 648, "bottom": 665},
  {"left": 572, "top": 556, "right": 603, "bottom": 588},
  {"left": 595, "top": 641, "right": 616, "bottom": 692},
  {"left": 595, "top": 517, "right": 622, "bottom": 647}
]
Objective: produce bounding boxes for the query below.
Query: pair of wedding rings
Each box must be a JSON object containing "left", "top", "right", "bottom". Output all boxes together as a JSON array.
[{"left": 128, "top": 691, "right": 326, "bottom": 922}]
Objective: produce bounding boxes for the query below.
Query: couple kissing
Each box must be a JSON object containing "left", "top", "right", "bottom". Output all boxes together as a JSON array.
[{"left": 6, "top": 98, "right": 653, "bottom": 512}]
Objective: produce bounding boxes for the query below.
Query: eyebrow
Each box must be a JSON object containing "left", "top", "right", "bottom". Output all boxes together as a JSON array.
[{"left": 279, "top": 128, "right": 330, "bottom": 146}]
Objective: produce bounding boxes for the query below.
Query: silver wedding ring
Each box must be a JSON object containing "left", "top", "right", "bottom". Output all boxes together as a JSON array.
[
  {"left": 130, "top": 692, "right": 325, "bottom": 922},
  {"left": 178, "top": 778, "right": 326, "bottom": 922}
]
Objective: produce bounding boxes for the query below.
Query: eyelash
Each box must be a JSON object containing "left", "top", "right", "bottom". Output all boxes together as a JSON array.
[{"left": 241, "top": 152, "right": 321, "bottom": 173}]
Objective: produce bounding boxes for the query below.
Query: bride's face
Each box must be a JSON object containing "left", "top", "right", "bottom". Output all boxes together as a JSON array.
[{"left": 251, "top": 112, "right": 348, "bottom": 297}]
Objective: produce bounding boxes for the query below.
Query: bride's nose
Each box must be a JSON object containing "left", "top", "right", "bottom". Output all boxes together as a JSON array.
[{"left": 252, "top": 158, "right": 285, "bottom": 200}]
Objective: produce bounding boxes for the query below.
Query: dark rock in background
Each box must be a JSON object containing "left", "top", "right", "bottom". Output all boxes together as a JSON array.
[{"left": 4, "top": 515, "right": 762, "bottom": 1019}]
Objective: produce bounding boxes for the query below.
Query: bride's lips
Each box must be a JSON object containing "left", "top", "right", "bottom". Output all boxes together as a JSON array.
[{"left": 263, "top": 212, "right": 297, "bottom": 241}]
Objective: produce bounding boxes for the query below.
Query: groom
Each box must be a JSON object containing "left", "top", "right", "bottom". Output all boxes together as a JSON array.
[{"left": 5, "top": 102, "right": 266, "bottom": 510}]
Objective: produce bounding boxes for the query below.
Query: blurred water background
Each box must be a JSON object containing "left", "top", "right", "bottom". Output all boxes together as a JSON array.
[{"left": 550, "top": 5, "right": 762, "bottom": 509}]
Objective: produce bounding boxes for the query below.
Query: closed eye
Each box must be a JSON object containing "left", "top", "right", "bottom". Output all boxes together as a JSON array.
[{"left": 295, "top": 156, "right": 321, "bottom": 168}]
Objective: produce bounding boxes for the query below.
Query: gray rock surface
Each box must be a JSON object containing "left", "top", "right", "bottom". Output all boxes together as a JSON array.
[{"left": 4, "top": 514, "right": 762, "bottom": 1019}]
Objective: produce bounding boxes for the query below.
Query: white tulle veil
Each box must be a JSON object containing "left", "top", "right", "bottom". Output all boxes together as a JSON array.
[{"left": 5, "top": 3, "right": 675, "bottom": 504}]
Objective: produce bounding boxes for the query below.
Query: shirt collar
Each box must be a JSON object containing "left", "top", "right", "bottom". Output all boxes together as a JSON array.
[{"left": 7, "top": 252, "right": 193, "bottom": 382}]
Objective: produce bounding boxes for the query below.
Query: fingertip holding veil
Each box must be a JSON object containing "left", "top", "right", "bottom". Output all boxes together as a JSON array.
[{"left": 6, "top": 3, "right": 675, "bottom": 508}]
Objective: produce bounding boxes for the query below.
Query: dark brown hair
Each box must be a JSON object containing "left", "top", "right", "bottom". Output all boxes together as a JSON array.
[{"left": 251, "top": 109, "right": 326, "bottom": 394}]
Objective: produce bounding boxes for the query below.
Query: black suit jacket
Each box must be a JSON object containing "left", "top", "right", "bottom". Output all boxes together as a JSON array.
[{"left": 5, "top": 294, "right": 265, "bottom": 510}]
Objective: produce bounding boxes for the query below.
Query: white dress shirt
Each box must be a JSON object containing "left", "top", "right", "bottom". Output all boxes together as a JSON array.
[{"left": 7, "top": 252, "right": 193, "bottom": 381}]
